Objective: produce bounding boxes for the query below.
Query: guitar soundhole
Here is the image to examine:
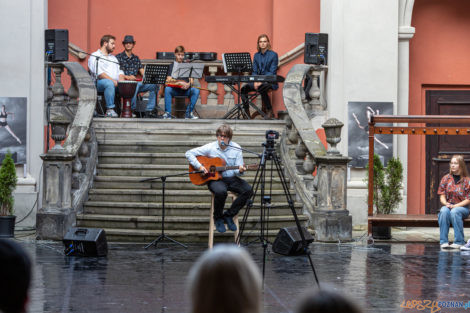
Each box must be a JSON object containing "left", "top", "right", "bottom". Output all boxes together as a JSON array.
[{"left": 209, "top": 166, "right": 217, "bottom": 177}]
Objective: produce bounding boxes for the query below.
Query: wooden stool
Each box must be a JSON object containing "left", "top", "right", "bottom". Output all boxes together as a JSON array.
[{"left": 208, "top": 191, "right": 239, "bottom": 249}]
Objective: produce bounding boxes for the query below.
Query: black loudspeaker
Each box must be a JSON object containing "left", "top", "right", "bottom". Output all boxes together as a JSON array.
[
  {"left": 63, "top": 227, "right": 108, "bottom": 257},
  {"left": 45, "top": 29, "right": 69, "bottom": 62},
  {"left": 272, "top": 226, "right": 314, "bottom": 256},
  {"left": 304, "top": 33, "right": 328, "bottom": 65}
]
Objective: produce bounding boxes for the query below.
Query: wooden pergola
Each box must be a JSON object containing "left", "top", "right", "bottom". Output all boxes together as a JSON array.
[{"left": 367, "top": 115, "right": 470, "bottom": 236}]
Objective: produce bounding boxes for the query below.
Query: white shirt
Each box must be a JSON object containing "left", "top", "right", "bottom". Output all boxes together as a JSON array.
[
  {"left": 185, "top": 141, "right": 244, "bottom": 178},
  {"left": 88, "top": 49, "right": 124, "bottom": 81}
]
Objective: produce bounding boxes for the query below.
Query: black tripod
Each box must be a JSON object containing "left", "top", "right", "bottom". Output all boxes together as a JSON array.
[
  {"left": 237, "top": 130, "right": 320, "bottom": 286},
  {"left": 141, "top": 172, "right": 201, "bottom": 249}
]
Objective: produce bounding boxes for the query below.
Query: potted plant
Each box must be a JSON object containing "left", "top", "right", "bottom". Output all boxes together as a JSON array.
[
  {"left": 365, "top": 154, "right": 403, "bottom": 239},
  {"left": 0, "top": 152, "right": 18, "bottom": 238}
]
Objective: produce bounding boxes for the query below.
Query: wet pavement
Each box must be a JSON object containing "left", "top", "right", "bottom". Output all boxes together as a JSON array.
[{"left": 11, "top": 230, "right": 470, "bottom": 313}]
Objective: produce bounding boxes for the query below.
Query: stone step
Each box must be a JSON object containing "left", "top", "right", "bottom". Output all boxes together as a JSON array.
[
  {"left": 92, "top": 118, "right": 286, "bottom": 132},
  {"left": 97, "top": 152, "right": 263, "bottom": 165},
  {"left": 92, "top": 175, "right": 289, "bottom": 190},
  {"left": 76, "top": 213, "right": 308, "bottom": 231},
  {"left": 87, "top": 188, "right": 295, "bottom": 203},
  {"left": 97, "top": 140, "right": 275, "bottom": 153},
  {"left": 96, "top": 228, "right": 288, "bottom": 243},
  {"left": 95, "top": 129, "right": 275, "bottom": 142},
  {"left": 83, "top": 200, "right": 303, "bottom": 216}
]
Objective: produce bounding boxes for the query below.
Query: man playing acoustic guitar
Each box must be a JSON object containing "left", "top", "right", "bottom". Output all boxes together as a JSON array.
[
  {"left": 163, "top": 45, "right": 200, "bottom": 119},
  {"left": 185, "top": 124, "right": 253, "bottom": 233}
]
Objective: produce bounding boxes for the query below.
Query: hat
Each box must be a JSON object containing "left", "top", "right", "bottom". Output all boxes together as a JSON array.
[{"left": 123, "top": 35, "right": 135, "bottom": 43}]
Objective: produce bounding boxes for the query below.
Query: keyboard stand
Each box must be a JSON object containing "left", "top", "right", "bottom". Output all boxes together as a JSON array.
[{"left": 222, "top": 82, "right": 266, "bottom": 119}]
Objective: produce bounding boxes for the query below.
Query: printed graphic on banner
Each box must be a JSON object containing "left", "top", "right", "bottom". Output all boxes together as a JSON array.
[
  {"left": 0, "top": 97, "right": 27, "bottom": 164},
  {"left": 348, "top": 101, "right": 393, "bottom": 168}
]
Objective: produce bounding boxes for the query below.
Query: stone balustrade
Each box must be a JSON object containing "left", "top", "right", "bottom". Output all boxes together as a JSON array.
[
  {"left": 280, "top": 64, "right": 353, "bottom": 242},
  {"left": 36, "top": 62, "right": 98, "bottom": 240}
]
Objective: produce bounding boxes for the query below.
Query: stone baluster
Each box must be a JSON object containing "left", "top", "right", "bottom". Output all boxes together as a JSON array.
[
  {"left": 294, "top": 139, "right": 307, "bottom": 175},
  {"left": 223, "top": 73, "right": 234, "bottom": 106},
  {"left": 207, "top": 66, "right": 218, "bottom": 106},
  {"left": 49, "top": 64, "right": 73, "bottom": 150}
]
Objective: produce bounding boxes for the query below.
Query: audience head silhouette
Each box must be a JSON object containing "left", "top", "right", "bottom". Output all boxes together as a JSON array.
[
  {"left": 0, "top": 239, "right": 32, "bottom": 313},
  {"left": 188, "top": 244, "right": 262, "bottom": 313},
  {"left": 296, "top": 287, "right": 362, "bottom": 313}
]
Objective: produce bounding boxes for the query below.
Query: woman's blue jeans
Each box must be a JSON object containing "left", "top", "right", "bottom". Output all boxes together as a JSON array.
[{"left": 438, "top": 205, "right": 469, "bottom": 245}]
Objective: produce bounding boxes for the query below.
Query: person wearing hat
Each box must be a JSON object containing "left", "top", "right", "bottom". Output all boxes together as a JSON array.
[{"left": 116, "top": 35, "right": 159, "bottom": 118}]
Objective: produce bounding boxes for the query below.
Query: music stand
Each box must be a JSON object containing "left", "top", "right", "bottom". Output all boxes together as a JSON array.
[
  {"left": 222, "top": 52, "right": 253, "bottom": 73},
  {"left": 143, "top": 64, "right": 170, "bottom": 85},
  {"left": 221, "top": 53, "right": 255, "bottom": 119},
  {"left": 174, "top": 62, "right": 205, "bottom": 81}
]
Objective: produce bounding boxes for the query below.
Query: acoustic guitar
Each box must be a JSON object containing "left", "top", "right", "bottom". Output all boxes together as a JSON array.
[{"left": 188, "top": 156, "right": 258, "bottom": 186}]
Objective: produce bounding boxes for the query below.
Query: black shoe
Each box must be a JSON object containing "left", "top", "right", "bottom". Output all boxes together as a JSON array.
[
  {"left": 224, "top": 216, "right": 237, "bottom": 231},
  {"left": 145, "top": 111, "right": 159, "bottom": 118},
  {"left": 215, "top": 218, "right": 226, "bottom": 233}
]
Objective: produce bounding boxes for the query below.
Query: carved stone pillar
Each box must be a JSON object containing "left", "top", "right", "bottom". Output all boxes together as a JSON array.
[
  {"left": 36, "top": 152, "right": 75, "bottom": 240},
  {"left": 311, "top": 118, "right": 352, "bottom": 242}
]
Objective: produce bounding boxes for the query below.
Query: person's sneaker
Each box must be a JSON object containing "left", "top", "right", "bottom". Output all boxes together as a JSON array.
[
  {"left": 105, "top": 109, "right": 118, "bottom": 118},
  {"left": 162, "top": 112, "right": 172, "bottom": 119},
  {"left": 224, "top": 216, "right": 237, "bottom": 231},
  {"left": 441, "top": 243, "right": 451, "bottom": 249},
  {"left": 460, "top": 239, "right": 470, "bottom": 251},
  {"left": 215, "top": 218, "right": 226, "bottom": 233},
  {"left": 449, "top": 243, "right": 463, "bottom": 249},
  {"left": 185, "top": 112, "right": 199, "bottom": 119}
]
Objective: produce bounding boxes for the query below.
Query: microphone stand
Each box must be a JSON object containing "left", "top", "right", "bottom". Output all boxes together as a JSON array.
[
  {"left": 221, "top": 142, "right": 262, "bottom": 158},
  {"left": 140, "top": 170, "right": 203, "bottom": 249}
]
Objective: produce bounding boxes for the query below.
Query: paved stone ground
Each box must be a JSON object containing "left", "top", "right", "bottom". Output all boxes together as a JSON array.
[{"left": 10, "top": 228, "right": 470, "bottom": 313}]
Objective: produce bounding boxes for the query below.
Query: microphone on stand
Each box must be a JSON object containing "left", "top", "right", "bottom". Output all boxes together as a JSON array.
[{"left": 220, "top": 141, "right": 262, "bottom": 157}]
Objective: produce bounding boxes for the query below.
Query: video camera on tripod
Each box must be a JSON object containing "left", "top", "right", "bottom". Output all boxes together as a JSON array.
[{"left": 263, "top": 130, "right": 279, "bottom": 151}]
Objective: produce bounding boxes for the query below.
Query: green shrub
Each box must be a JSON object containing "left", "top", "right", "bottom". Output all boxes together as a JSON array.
[
  {"left": 365, "top": 154, "right": 403, "bottom": 214},
  {"left": 0, "top": 152, "right": 18, "bottom": 216}
]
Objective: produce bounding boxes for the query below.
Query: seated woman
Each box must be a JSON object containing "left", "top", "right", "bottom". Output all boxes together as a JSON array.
[
  {"left": 437, "top": 154, "right": 470, "bottom": 250},
  {"left": 187, "top": 244, "right": 262, "bottom": 313}
]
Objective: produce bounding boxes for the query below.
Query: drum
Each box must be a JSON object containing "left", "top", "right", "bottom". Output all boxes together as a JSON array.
[{"left": 118, "top": 81, "right": 138, "bottom": 118}]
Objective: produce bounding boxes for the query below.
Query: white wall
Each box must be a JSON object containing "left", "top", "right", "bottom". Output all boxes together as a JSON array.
[
  {"left": 0, "top": 0, "right": 46, "bottom": 228},
  {"left": 321, "top": 0, "right": 403, "bottom": 226}
]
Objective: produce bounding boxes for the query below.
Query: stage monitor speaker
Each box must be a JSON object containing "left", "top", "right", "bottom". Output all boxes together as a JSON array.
[
  {"left": 304, "top": 33, "right": 328, "bottom": 65},
  {"left": 272, "top": 226, "right": 314, "bottom": 256},
  {"left": 63, "top": 227, "right": 108, "bottom": 257},
  {"left": 45, "top": 29, "right": 69, "bottom": 62}
]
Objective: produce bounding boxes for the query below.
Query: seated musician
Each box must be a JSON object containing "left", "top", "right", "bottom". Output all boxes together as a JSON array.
[
  {"left": 241, "top": 34, "right": 279, "bottom": 119},
  {"left": 185, "top": 124, "right": 253, "bottom": 233},
  {"left": 88, "top": 34, "right": 124, "bottom": 118},
  {"left": 163, "top": 46, "right": 200, "bottom": 119},
  {"left": 116, "top": 35, "right": 159, "bottom": 118}
]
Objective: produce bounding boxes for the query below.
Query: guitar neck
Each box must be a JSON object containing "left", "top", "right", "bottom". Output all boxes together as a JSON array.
[{"left": 216, "top": 166, "right": 239, "bottom": 171}]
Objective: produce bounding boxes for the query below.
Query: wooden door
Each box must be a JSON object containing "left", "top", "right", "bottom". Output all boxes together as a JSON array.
[{"left": 426, "top": 90, "right": 470, "bottom": 214}]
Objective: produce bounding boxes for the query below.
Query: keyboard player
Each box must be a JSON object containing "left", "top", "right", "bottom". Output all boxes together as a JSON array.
[{"left": 241, "top": 34, "right": 279, "bottom": 119}]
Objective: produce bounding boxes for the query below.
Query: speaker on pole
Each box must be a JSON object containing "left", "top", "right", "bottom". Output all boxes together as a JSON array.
[
  {"left": 304, "top": 33, "right": 328, "bottom": 65},
  {"left": 63, "top": 227, "right": 108, "bottom": 257},
  {"left": 45, "top": 29, "right": 69, "bottom": 62},
  {"left": 272, "top": 226, "right": 314, "bottom": 256}
]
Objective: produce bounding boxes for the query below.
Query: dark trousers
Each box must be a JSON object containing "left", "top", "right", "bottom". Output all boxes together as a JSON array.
[
  {"left": 241, "top": 83, "right": 273, "bottom": 111},
  {"left": 208, "top": 176, "right": 253, "bottom": 220}
]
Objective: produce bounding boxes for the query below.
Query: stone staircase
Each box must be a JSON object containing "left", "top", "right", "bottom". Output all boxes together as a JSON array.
[{"left": 77, "top": 118, "right": 308, "bottom": 243}]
